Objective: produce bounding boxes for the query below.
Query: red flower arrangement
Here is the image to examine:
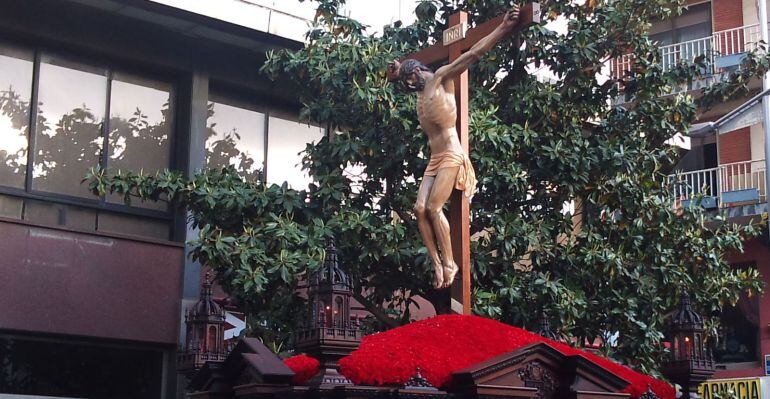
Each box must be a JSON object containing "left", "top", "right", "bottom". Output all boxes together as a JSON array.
[
  {"left": 338, "top": 315, "right": 674, "bottom": 399},
  {"left": 283, "top": 354, "right": 320, "bottom": 385}
]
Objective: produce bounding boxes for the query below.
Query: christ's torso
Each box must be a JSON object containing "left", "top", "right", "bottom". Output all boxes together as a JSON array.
[{"left": 416, "top": 78, "right": 464, "bottom": 155}]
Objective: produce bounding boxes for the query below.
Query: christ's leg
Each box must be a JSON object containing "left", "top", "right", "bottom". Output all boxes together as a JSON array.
[
  {"left": 426, "top": 166, "right": 461, "bottom": 288},
  {"left": 414, "top": 175, "right": 443, "bottom": 288}
]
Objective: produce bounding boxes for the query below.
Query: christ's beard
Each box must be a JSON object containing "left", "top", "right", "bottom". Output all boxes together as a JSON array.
[{"left": 402, "top": 74, "right": 425, "bottom": 92}]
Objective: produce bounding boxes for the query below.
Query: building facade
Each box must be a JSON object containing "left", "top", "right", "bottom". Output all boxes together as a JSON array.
[
  {"left": 0, "top": 0, "right": 324, "bottom": 398},
  {"left": 614, "top": 0, "right": 770, "bottom": 389},
  {"left": 3, "top": 0, "right": 770, "bottom": 397}
]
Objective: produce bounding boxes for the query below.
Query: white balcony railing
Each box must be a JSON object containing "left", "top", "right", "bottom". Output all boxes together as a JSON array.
[
  {"left": 610, "top": 24, "right": 761, "bottom": 81},
  {"left": 670, "top": 159, "right": 767, "bottom": 208},
  {"left": 660, "top": 35, "right": 713, "bottom": 73},
  {"left": 714, "top": 24, "right": 762, "bottom": 58}
]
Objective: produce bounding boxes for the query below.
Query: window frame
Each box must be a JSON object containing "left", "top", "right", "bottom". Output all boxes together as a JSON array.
[
  {"left": 649, "top": 2, "right": 713, "bottom": 45},
  {"left": 0, "top": 40, "right": 179, "bottom": 223},
  {"left": 712, "top": 261, "right": 761, "bottom": 365}
]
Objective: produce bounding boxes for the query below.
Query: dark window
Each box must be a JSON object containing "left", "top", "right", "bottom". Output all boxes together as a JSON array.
[
  {"left": 704, "top": 143, "right": 717, "bottom": 169},
  {"left": 0, "top": 42, "right": 176, "bottom": 240},
  {"left": 650, "top": 3, "right": 712, "bottom": 45},
  {"left": 207, "top": 326, "right": 217, "bottom": 352},
  {"left": 714, "top": 298, "right": 759, "bottom": 364},
  {"left": 334, "top": 296, "right": 344, "bottom": 325},
  {"left": 650, "top": 3, "right": 712, "bottom": 71},
  {"left": 0, "top": 334, "right": 164, "bottom": 399}
]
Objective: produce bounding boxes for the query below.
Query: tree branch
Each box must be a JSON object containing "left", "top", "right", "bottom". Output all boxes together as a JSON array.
[{"left": 352, "top": 290, "right": 401, "bottom": 329}]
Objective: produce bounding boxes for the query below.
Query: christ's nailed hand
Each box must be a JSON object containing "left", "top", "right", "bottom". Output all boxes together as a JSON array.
[{"left": 500, "top": 4, "right": 521, "bottom": 32}]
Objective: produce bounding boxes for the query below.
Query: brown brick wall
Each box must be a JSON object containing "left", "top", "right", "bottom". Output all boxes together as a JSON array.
[
  {"left": 719, "top": 127, "right": 752, "bottom": 164},
  {"left": 0, "top": 219, "right": 185, "bottom": 344},
  {"left": 711, "top": 0, "right": 752, "bottom": 165},
  {"left": 712, "top": 0, "right": 744, "bottom": 32}
]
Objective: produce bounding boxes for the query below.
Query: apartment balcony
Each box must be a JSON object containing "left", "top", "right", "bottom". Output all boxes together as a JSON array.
[
  {"left": 611, "top": 24, "right": 762, "bottom": 101},
  {"left": 670, "top": 159, "right": 767, "bottom": 218}
]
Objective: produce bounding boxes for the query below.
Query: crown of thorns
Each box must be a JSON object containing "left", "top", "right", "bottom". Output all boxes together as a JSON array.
[{"left": 399, "top": 59, "right": 431, "bottom": 76}]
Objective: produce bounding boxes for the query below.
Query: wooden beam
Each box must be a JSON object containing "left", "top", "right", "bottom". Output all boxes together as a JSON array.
[
  {"left": 403, "top": 3, "right": 541, "bottom": 66},
  {"left": 409, "top": 45, "right": 449, "bottom": 67},
  {"left": 401, "top": 3, "right": 541, "bottom": 316},
  {"left": 447, "top": 11, "right": 472, "bottom": 316},
  {"left": 459, "top": 3, "right": 540, "bottom": 52}
]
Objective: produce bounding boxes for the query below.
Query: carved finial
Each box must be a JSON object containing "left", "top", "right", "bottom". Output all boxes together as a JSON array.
[
  {"left": 403, "top": 367, "right": 437, "bottom": 390},
  {"left": 670, "top": 289, "right": 703, "bottom": 329},
  {"left": 201, "top": 271, "right": 214, "bottom": 300},
  {"left": 638, "top": 385, "right": 660, "bottom": 399},
  {"left": 535, "top": 311, "right": 558, "bottom": 340}
]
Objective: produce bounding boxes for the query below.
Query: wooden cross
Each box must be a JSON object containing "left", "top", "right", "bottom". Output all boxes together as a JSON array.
[{"left": 403, "top": 4, "right": 541, "bottom": 315}]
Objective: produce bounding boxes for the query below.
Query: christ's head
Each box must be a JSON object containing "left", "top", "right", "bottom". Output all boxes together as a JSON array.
[{"left": 387, "top": 59, "right": 432, "bottom": 92}]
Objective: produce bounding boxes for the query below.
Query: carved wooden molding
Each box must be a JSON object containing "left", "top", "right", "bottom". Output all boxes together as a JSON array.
[
  {"left": 469, "top": 353, "right": 528, "bottom": 380},
  {"left": 638, "top": 385, "right": 661, "bottom": 399},
  {"left": 517, "top": 360, "right": 557, "bottom": 399}
]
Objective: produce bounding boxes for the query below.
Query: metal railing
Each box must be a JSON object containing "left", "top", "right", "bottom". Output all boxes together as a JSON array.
[
  {"left": 610, "top": 24, "right": 761, "bottom": 81},
  {"left": 719, "top": 159, "right": 767, "bottom": 200},
  {"left": 671, "top": 166, "right": 719, "bottom": 200},
  {"left": 714, "top": 24, "right": 762, "bottom": 57},
  {"left": 670, "top": 159, "right": 767, "bottom": 208},
  {"left": 660, "top": 35, "right": 713, "bottom": 72},
  {"left": 611, "top": 54, "right": 634, "bottom": 81}
]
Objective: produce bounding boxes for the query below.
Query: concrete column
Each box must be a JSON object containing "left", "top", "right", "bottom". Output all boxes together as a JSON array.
[
  {"left": 177, "top": 71, "right": 209, "bottom": 343},
  {"left": 174, "top": 70, "right": 210, "bottom": 398},
  {"left": 759, "top": 0, "right": 770, "bottom": 236}
]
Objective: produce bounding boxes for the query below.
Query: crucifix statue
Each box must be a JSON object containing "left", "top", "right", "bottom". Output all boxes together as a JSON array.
[{"left": 387, "top": 4, "right": 540, "bottom": 314}]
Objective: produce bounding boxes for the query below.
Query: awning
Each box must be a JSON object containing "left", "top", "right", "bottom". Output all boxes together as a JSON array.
[{"left": 688, "top": 88, "right": 770, "bottom": 136}]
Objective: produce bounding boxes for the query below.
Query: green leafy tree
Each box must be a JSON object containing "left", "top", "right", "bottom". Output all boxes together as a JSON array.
[{"left": 88, "top": 0, "right": 767, "bottom": 372}]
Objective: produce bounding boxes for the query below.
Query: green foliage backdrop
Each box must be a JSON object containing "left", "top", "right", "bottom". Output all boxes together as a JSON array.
[{"left": 88, "top": 0, "right": 767, "bottom": 373}]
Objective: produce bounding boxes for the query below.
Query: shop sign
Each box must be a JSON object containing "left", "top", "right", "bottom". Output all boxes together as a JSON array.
[{"left": 700, "top": 377, "right": 765, "bottom": 399}]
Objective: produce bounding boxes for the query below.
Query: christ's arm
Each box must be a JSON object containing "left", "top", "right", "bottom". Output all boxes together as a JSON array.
[{"left": 434, "top": 6, "right": 521, "bottom": 83}]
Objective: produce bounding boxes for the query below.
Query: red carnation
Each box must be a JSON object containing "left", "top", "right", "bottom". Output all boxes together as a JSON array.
[
  {"left": 283, "top": 354, "right": 320, "bottom": 385},
  {"left": 338, "top": 315, "right": 674, "bottom": 399}
]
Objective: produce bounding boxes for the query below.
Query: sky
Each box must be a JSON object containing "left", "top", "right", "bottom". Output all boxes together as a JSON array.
[
  {"left": 241, "top": 0, "right": 422, "bottom": 32},
  {"left": 150, "top": 0, "right": 420, "bottom": 38},
  {"left": 340, "top": 0, "right": 419, "bottom": 32},
  {"left": 149, "top": 0, "right": 569, "bottom": 82},
  {"left": 151, "top": 0, "right": 564, "bottom": 35}
]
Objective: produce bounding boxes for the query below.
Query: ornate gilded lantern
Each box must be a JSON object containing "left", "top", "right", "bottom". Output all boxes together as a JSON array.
[
  {"left": 178, "top": 272, "right": 228, "bottom": 375},
  {"left": 661, "top": 291, "right": 715, "bottom": 398},
  {"left": 294, "top": 238, "right": 362, "bottom": 385}
]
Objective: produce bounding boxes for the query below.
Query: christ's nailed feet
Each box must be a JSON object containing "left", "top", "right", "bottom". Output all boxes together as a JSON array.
[
  {"left": 442, "top": 262, "right": 459, "bottom": 289},
  {"left": 433, "top": 262, "right": 445, "bottom": 289}
]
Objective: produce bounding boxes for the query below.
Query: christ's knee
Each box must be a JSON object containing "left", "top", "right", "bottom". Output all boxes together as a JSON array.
[
  {"left": 426, "top": 203, "right": 444, "bottom": 219},
  {"left": 414, "top": 203, "right": 427, "bottom": 220}
]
